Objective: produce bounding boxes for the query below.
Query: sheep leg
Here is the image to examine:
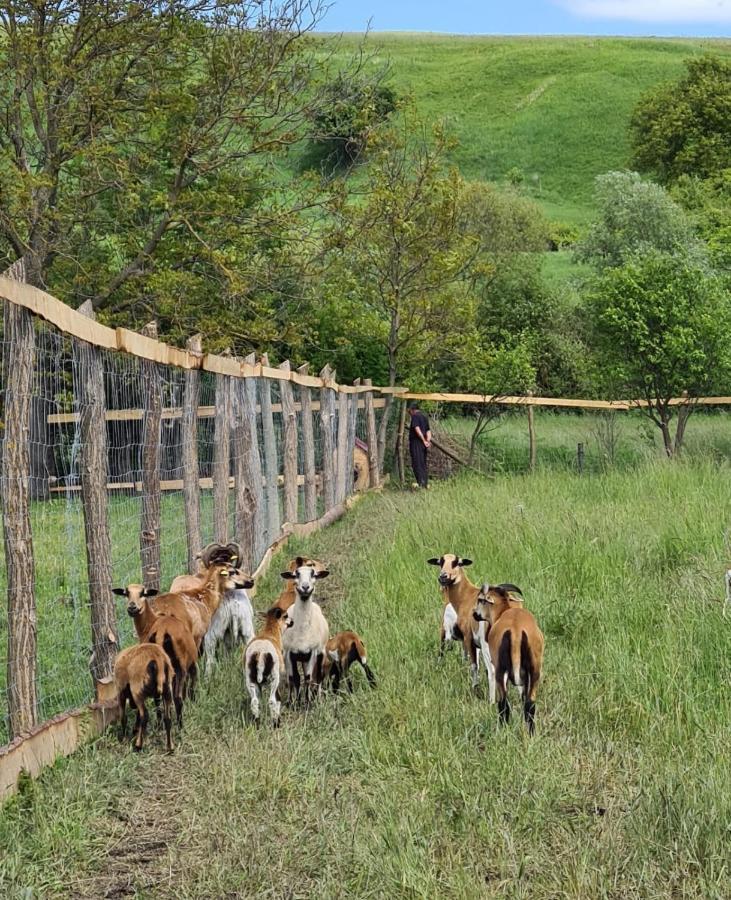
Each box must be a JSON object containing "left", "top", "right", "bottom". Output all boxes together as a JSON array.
[
  {"left": 133, "top": 695, "right": 148, "bottom": 752},
  {"left": 304, "top": 652, "right": 318, "bottom": 704},
  {"left": 173, "top": 680, "right": 184, "bottom": 728},
  {"left": 497, "top": 685, "right": 510, "bottom": 726},
  {"left": 187, "top": 662, "right": 198, "bottom": 702},
  {"left": 467, "top": 637, "right": 479, "bottom": 690},
  {"left": 118, "top": 690, "right": 129, "bottom": 741},
  {"left": 330, "top": 661, "right": 342, "bottom": 693},
  {"left": 163, "top": 688, "right": 174, "bottom": 752},
  {"left": 481, "top": 644, "right": 496, "bottom": 704},
  {"left": 287, "top": 654, "right": 301, "bottom": 705},
  {"left": 361, "top": 662, "right": 377, "bottom": 688},
  {"left": 153, "top": 696, "right": 162, "bottom": 726},
  {"left": 524, "top": 673, "right": 540, "bottom": 735},
  {"left": 246, "top": 678, "right": 261, "bottom": 724},
  {"left": 203, "top": 631, "right": 217, "bottom": 677},
  {"left": 438, "top": 626, "right": 446, "bottom": 659},
  {"left": 269, "top": 667, "right": 282, "bottom": 727}
]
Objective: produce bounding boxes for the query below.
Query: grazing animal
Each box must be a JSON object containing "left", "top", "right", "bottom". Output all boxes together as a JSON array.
[
  {"left": 244, "top": 606, "right": 293, "bottom": 726},
  {"left": 169, "top": 541, "right": 243, "bottom": 593},
  {"left": 203, "top": 575, "right": 256, "bottom": 675},
  {"left": 281, "top": 563, "right": 330, "bottom": 703},
  {"left": 427, "top": 554, "right": 484, "bottom": 689},
  {"left": 271, "top": 556, "right": 326, "bottom": 614},
  {"left": 473, "top": 583, "right": 544, "bottom": 734},
  {"left": 114, "top": 643, "right": 175, "bottom": 752},
  {"left": 323, "top": 631, "right": 376, "bottom": 693}
]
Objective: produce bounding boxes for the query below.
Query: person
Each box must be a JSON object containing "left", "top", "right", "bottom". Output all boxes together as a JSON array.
[{"left": 407, "top": 402, "right": 431, "bottom": 488}]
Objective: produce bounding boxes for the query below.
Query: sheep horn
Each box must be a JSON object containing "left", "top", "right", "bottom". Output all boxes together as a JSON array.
[
  {"left": 197, "top": 542, "right": 223, "bottom": 567},
  {"left": 224, "top": 542, "right": 243, "bottom": 566}
]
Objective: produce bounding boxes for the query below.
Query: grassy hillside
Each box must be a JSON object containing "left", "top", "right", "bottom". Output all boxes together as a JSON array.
[
  {"left": 2, "top": 462, "right": 731, "bottom": 897},
  {"left": 323, "top": 35, "right": 731, "bottom": 224}
]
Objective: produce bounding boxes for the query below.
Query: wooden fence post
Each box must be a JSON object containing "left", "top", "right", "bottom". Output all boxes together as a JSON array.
[
  {"left": 577, "top": 442, "right": 585, "bottom": 475},
  {"left": 140, "top": 322, "right": 162, "bottom": 592},
  {"left": 527, "top": 392, "right": 536, "bottom": 474},
  {"left": 320, "top": 365, "right": 337, "bottom": 512},
  {"left": 364, "top": 378, "right": 380, "bottom": 489},
  {"left": 395, "top": 399, "right": 407, "bottom": 484},
  {"left": 298, "top": 364, "right": 317, "bottom": 521},
  {"left": 279, "top": 360, "right": 298, "bottom": 525},
  {"left": 244, "top": 354, "right": 266, "bottom": 563},
  {"left": 345, "top": 380, "right": 359, "bottom": 496},
  {"left": 2, "top": 299, "right": 38, "bottom": 735},
  {"left": 260, "top": 354, "right": 280, "bottom": 543},
  {"left": 212, "top": 355, "right": 232, "bottom": 544},
  {"left": 182, "top": 334, "right": 202, "bottom": 574},
  {"left": 75, "top": 302, "right": 117, "bottom": 695},
  {"left": 336, "top": 387, "right": 349, "bottom": 504}
]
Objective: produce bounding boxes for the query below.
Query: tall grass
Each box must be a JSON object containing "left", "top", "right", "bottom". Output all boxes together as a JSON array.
[{"left": 2, "top": 462, "right": 730, "bottom": 897}]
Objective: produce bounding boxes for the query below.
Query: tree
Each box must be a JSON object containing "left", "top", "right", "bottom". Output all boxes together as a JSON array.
[
  {"left": 324, "top": 123, "right": 482, "bottom": 461},
  {"left": 584, "top": 250, "right": 731, "bottom": 457},
  {"left": 0, "top": 0, "right": 341, "bottom": 305},
  {"left": 575, "top": 171, "right": 705, "bottom": 271},
  {"left": 630, "top": 55, "right": 731, "bottom": 184}
]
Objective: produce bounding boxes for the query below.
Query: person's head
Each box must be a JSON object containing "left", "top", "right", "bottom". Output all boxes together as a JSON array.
[{"left": 407, "top": 402, "right": 420, "bottom": 417}]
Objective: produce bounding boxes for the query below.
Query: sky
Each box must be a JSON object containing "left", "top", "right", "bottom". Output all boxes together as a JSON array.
[{"left": 316, "top": 0, "right": 731, "bottom": 37}]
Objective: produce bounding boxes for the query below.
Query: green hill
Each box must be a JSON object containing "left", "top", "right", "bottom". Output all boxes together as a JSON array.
[{"left": 327, "top": 34, "right": 731, "bottom": 225}]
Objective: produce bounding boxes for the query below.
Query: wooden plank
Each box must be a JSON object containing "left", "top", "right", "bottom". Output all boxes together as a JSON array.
[
  {"left": 46, "top": 398, "right": 386, "bottom": 424},
  {"left": 140, "top": 322, "right": 162, "bottom": 591},
  {"left": 280, "top": 360, "right": 299, "bottom": 526},
  {"left": 346, "top": 380, "right": 359, "bottom": 496},
  {"left": 50, "top": 474, "right": 322, "bottom": 494},
  {"left": 244, "top": 354, "right": 266, "bottom": 564},
  {"left": 298, "top": 364, "right": 317, "bottom": 521},
  {"left": 182, "top": 334, "right": 203, "bottom": 574},
  {"left": 260, "top": 354, "right": 281, "bottom": 544},
  {"left": 364, "top": 379, "right": 380, "bottom": 488},
  {"left": 336, "top": 388, "right": 349, "bottom": 504},
  {"left": 74, "top": 302, "right": 118, "bottom": 695},
  {"left": 399, "top": 392, "right": 631, "bottom": 409},
  {"left": 2, "top": 296, "right": 38, "bottom": 736},
  {"left": 320, "top": 365, "right": 337, "bottom": 513},
  {"left": 212, "top": 364, "right": 232, "bottom": 543}
]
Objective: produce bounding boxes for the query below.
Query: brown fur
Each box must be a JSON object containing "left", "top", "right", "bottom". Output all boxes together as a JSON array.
[
  {"left": 169, "top": 541, "right": 243, "bottom": 593},
  {"left": 114, "top": 643, "right": 175, "bottom": 752},
  {"left": 143, "top": 613, "right": 199, "bottom": 727},
  {"left": 428, "top": 554, "right": 481, "bottom": 672},
  {"left": 475, "top": 585, "right": 544, "bottom": 734},
  {"left": 249, "top": 606, "right": 292, "bottom": 674},
  {"left": 323, "top": 630, "right": 376, "bottom": 692}
]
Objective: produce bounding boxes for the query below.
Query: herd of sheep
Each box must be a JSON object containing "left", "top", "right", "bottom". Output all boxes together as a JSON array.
[
  {"left": 111, "top": 539, "right": 550, "bottom": 752},
  {"left": 111, "top": 543, "right": 374, "bottom": 751}
]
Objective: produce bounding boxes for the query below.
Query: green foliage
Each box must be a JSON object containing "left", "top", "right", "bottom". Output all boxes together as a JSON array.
[
  {"left": 575, "top": 171, "right": 705, "bottom": 270},
  {"left": 584, "top": 250, "right": 731, "bottom": 452},
  {"left": 305, "top": 75, "right": 398, "bottom": 171},
  {"left": 631, "top": 55, "right": 731, "bottom": 184},
  {"left": 672, "top": 171, "right": 731, "bottom": 272}
]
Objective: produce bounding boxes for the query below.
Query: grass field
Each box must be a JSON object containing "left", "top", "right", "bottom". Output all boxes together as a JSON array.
[
  {"left": 2, "top": 457, "right": 731, "bottom": 898},
  {"left": 315, "top": 34, "right": 731, "bottom": 224}
]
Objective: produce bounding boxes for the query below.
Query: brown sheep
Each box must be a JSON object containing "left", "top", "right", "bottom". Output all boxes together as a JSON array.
[
  {"left": 473, "top": 584, "right": 544, "bottom": 734},
  {"left": 244, "top": 606, "right": 293, "bottom": 727},
  {"left": 114, "top": 643, "right": 175, "bottom": 752},
  {"left": 323, "top": 631, "right": 376, "bottom": 693}
]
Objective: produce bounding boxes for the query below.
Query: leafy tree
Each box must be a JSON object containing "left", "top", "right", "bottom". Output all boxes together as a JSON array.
[
  {"left": 575, "top": 171, "right": 705, "bottom": 271},
  {"left": 584, "top": 250, "right": 731, "bottom": 457},
  {"left": 305, "top": 75, "right": 398, "bottom": 171},
  {"left": 0, "top": 0, "right": 349, "bottom": 312},
  {"left": 671, "top": 171, "right": 731, "bottom": 273},
  {"left": 324, "top": 123, "right": 482, "bottom": 460},
  {"left": 630, "top": 55, "right": 731, "bottom": 184}
]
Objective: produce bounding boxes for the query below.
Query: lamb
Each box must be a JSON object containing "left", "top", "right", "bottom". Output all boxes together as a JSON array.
[
  {"left": 244, "top": 606, "right": 293, "bottom": 726},
  {"left": 473, "top": 583, "right": 544, "bottom": 734},
  {"left": 322, "top": 631, "right": 376, "bottom": 693},
  {"left": 114, "top": 584, "right": 199, "bottom": 725},
  {"left": 114, "top": 642, "right": 175, "bottom": 752},
  {"left": 427, "top": 554, "right": 483, "bottom": 689},
  {"left": 280, "top": 563, "right": 330, "bottom": 704}
]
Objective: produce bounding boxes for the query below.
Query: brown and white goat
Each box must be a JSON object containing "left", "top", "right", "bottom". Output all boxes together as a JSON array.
[
  {"left": 244, "top": 606, "right": 293, "bottom": 726},
  {"left": 473, "top": 583, "right": 544, "bottom": 734},
  {"left": 323, "top": 631, "right": 376, "bottom": 693},
  {"left": 427, "top": 554, "right": 484, "bottom": 688},
  {"left": 115, "top": 585, "right": 198, "bottom": 725},
  {"left": 114, "top": 642, "right": 175, "bottom": 752},
  {"left": 281, "top": 563, "right": 330, "bottom": 703}
]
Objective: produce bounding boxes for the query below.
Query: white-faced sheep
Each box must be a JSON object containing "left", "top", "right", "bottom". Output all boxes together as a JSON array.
[
  {"left": 114, "top": 642, "right": 175, "bottom": 752},
  {"left": 271, "top": 556, "right": 326, "bottom": 614},
  {"left": 280, "top": 563, "right": 330, "bottom": 703},
  {"left": 473, "top": 583, "right": 544, "bottom": 734},
  {"left": 323, "top": 631, "right": 376, "bottom": 693},
  {"left": 244, "top": 606, "right": 293, "bottom": 726}
]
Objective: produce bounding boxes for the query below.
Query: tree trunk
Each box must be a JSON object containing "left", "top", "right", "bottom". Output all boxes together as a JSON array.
[
  {"left": 298, "top": 365, "right": 317, "bottom": 521},
  {"left": 673, "top": 393, "right": 692, "bottom": 457},
  {"left": 363, "top": 379, "right": 380, "bottom": 489},
  {"left": 212, "top": 364, "right": 232, "bottom": 543},
  {"left": 336, "top": 389, "right": 349, "bottom": 504},
  {"left": 320, "top": 365, "right": 337, "bottom": 513},
  {"left": 2, "top": 300, "right": 38, "bottom": 736},
  {"left": 243, "top": 354, "right": 266, "bottom": 563},
  {"left": 279, "top": 360, "right": 299, "bottom": 525},
  {"left": 75, "top": 302, "right": 117, "bottom": 694},
  {"left": 395, "top": 400, "right": 407, "bottom": 484},
  {"left": 345, "top": 381, "right": 359, "bottom": 497},
  {"left": 140, "top": 322, "right": 162, "bottom": 591},
  {"left": 260, "top": 354, "right": 280, "bottom": 543},
  {"left": 182, "top": 335, "right": 202, "bottom": 574}
]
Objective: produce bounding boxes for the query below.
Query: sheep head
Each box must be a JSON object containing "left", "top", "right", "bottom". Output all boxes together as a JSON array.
[{"left": 427, "top": 554, "right": 473, "bottom": 587}]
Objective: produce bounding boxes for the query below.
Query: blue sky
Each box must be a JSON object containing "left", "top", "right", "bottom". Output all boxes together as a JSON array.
[{"left": 317, "top": 0, "right": 731, "bottom": 37}]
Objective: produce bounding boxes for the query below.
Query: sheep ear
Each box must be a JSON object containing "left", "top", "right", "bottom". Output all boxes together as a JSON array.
[
  {"left": 112, "top": 588, "right": 128, "bottom": 597},
  {"left": 460, "top": 558, "right": 473, "bottom": 567},
  {"left": 314, "top": 569, "right": 330, "bottom": 579},
  {"left": 143, "top": 588, "right": 158, "bottom": 598},
  {"left": 281, "top": 571, "right": 296, "bottom": 580},
  {"left": 427, "top": 557, "right": 441, "bottom": 566},
  {"left": 296, "top": 556, "right": 305, "bottom": 567}
]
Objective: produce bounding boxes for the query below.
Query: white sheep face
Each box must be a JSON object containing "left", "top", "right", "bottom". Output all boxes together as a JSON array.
[{"left": 281, "top": 564, "right": 329, "bottom": 600}]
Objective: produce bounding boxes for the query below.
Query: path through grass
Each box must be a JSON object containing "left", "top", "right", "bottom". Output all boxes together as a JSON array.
[{"left": 2, "top": 463, "right": 731, "bottom": 897}]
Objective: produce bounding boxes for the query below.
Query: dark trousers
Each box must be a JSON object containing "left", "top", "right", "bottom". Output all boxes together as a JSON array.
[{"left": 409, "top": 440, "right": 428, "bottom": 487}]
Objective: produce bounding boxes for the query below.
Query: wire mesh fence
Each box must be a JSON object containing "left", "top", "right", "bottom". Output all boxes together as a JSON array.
[{"left": 0, "top": 287, "right": 388, "bottom": 746}]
